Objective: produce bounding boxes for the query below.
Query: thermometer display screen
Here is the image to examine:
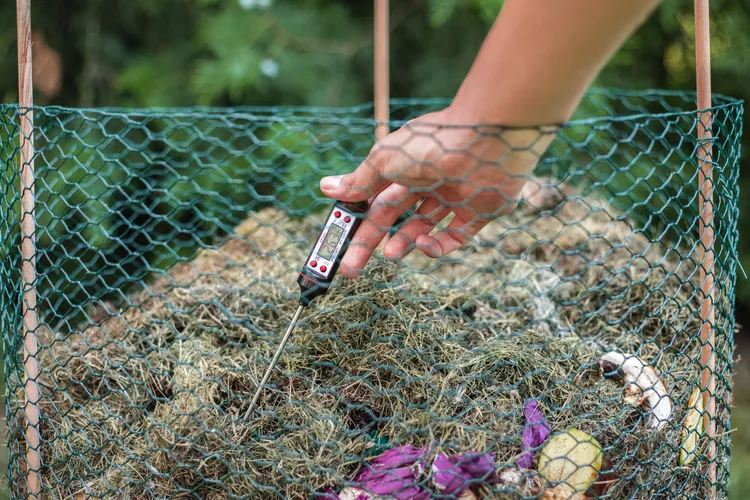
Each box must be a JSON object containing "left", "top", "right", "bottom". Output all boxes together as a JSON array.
[{"left": 318, "top": 224, "right": 345, "bottom": 261}]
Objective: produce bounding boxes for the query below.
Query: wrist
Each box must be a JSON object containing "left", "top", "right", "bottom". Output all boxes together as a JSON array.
[{"left": 448, "top": 80, "right": 575, "bottom": 128}]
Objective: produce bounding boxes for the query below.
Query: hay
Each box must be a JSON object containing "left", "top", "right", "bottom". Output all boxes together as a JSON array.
[{"left": 32, "top": 183, "right": 717, "bottom": 499}]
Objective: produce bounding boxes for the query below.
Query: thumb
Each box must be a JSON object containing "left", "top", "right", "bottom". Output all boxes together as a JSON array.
[{"left": 320, "top": 148, "right": 391, "bottom": 202}]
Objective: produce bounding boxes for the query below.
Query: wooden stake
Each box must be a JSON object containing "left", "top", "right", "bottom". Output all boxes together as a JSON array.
[
  {"left": 16, "top": 0, "right": 42, "bottom": 497},
  {"left": 694, "top": 0, "right": 716, "bottom": 497},
  {"left": 374, "top": 0, "right": 389, "bottom": 139}
]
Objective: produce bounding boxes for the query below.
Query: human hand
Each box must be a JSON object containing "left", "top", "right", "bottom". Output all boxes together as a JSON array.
[
  {"left": 318, "top": 0, "right": 659, "bottom": 278},
  {"left": 320, "top": 107, "right": 557, "bottom": 277}
]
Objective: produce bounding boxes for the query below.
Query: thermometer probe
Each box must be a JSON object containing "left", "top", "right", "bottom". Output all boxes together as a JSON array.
[{"left": 244, "top": 200, "right": 369, "bottom": 418}]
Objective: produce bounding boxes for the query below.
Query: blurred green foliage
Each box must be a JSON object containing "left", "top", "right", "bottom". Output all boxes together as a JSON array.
[{"left": 0, "top": 0, "right": 746, "bottom": 326}]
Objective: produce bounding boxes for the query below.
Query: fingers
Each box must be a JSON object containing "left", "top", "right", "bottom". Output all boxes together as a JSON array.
[
  {"left": 383, "top": 198, "right": 450, "bottom": 261},
  {"left": 320, "top": 166, "right": 389, "bottom": 203},
  {"left": 414, "top": 213, "right": 487, "bottom": 259},
  {"left": 320, "top": 138, "right": 396, "bottom": 202},
  {"left": 320, "top": 125, "right": 442, "bottom": 202},
  {"left": 339, "top": 183, "right": 421, "bottom": 278}
]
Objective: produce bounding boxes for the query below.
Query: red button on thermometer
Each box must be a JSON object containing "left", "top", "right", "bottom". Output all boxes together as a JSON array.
[{"left": 245, "top": 199, "right": 369, "bottom": 418}]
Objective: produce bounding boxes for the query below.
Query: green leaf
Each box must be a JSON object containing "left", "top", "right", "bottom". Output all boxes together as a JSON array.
[
  {"left": 272, "top": 2, "right": 361, "bottom": 41},
  {"left": 429, "top": 0, "right": 461, "bottom": 28},
  {"left": 197, "top": 7, "right": 266, "bottom": 59},
  {"left": 117, "top": 52, "right": 193, "bottom": 107},
  {"left": 191, "top": 60, "right": 228, "bottom": 105},
  {"left": 475, "top": 0, "right": 504, "bottom": 24},
  {"left": 225, "top": 50, "right": 262, "bottom": 100},
  {"left": 190, "top": 50, "right": 261, "bottom": 104}
]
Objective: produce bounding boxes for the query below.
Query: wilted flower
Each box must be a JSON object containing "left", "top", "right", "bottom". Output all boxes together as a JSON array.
[
  {"left": 517, "top": 399, "right": 552, "bottom": 469},
  {"left": 327, "top": 445, "right": 499, "bottom": 499},
  {"left": 432, "top": 451, "right": 497, "bottom": 495},
  {"left": 356, "top": 445, "right": 424, "bottom": 480},
  {"left": 348, "top": 445, "right": 429, "bottom": 499}
]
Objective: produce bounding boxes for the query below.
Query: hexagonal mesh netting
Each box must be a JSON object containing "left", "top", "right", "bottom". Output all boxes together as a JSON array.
[{"left": 0, "top": 90, "right": 743, "bottom": 499}]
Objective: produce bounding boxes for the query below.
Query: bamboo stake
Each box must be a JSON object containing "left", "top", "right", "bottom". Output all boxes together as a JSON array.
[
  {"left": 694, "top": 0, "right": 716, "bottom": 497},
  {"left": 374, "top": 0, "right": 389, "bottom": 139},
  {"left": 16, "top": 0, "right": 42, "bottom": 497}
]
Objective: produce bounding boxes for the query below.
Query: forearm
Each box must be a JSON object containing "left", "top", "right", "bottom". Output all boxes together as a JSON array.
[{"left": 449, "top": 0, "right": 661, "bottom": 126}]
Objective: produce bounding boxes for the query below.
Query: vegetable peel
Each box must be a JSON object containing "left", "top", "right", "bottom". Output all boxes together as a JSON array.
[
  {"left": 598, "top": 351, "right": 672, "bottom": 431},
  {"left": 679, "top": 386, "right": 704, "bottom": 466}
]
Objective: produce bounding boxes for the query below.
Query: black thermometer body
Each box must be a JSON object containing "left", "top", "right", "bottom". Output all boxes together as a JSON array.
[{"left": 297, "top": 200, "right": 369, "bottom": 306}]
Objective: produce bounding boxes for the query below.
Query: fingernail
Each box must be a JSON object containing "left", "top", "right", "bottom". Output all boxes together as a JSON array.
[{"left": 321, "top": 175, "right": 343, "bottom": 192}]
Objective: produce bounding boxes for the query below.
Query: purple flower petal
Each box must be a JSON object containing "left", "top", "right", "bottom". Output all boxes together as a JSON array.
[
  {"left": 432, "top": 451, "right": 498, "bottom": 495},
  {"left": 361, "top": 467, "right": 413, "bottom": 492},
  {"left": 454, "top": 452, "right": 496, "bottom": 478},
  {"left": 351, "top": 445, "right": 429, "bottom": 499},
  {"left": 524, "top": 399, "right": 544, "bottom": 423},
  {"left": 432, "top": 453, "right": 467, "bottom": 494},
  {"left": 359, "top": 467, "right": 423, "bottom": 499},
  {"left": 355, "top": 445, "right": 425, "bottom": 481},
  {"left": 517, "top": 399, "right": 552, "bottom": 469}
]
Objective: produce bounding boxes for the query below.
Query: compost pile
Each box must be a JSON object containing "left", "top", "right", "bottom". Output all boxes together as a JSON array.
[{"left": 34, "top": 180, "right": 715, "bottom": 499}]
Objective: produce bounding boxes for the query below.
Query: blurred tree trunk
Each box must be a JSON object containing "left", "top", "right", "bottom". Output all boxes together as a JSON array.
[{"left": 79, "top": 0, "right": 101, "bottom": 107}]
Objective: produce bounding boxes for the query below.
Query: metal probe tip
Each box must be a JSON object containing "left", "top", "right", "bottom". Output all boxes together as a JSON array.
[{"left": 244, "top": 304, "right": 305, "bottom": 419}]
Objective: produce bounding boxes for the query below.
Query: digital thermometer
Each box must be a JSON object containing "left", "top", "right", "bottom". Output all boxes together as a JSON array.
[
  {"left": 297, "top": 200, "right": 369, "bottom": 305},
  {"left": 245, "top": 199, "right": 369, "bottom": 418}
]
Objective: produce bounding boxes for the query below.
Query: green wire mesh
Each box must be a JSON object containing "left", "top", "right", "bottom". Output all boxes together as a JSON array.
[{"left": 0, "top": 89, "right": 744, "bottom": 499}]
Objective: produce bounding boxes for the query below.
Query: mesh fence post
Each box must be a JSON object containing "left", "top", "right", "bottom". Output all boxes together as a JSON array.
[
  {"left": 15, "top": 0, "right": 42, "bottom": 497},
  {"left": 374, "top": 0, "right": 389, "bottom": 139},
  {"left": 694, "top": 0, "right": 717, "bottom": 497}
]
